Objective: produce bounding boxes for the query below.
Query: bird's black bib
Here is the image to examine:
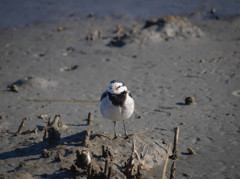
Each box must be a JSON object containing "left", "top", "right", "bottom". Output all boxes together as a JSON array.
[{"left": 108, "top": 91, "right": 127, "bottom": 107}]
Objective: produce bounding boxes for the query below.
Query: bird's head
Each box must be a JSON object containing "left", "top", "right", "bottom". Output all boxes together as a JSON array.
[{"left": 107, "top": 80, "right": 127, "bottom": 95}]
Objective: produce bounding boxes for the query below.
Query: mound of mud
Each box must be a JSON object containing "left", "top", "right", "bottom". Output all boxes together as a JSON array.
[
  {"left": 7, "top": 76, "right": 58, "bottom": 92},
  {"left": 108, "top": 15, "right": 203, "bottom": 47},
  {"left": 142, "top": 15, "right": 203, "bottom": 41},
  {"left": 46, "top": 131, "right": 168, "bottom": 178}
]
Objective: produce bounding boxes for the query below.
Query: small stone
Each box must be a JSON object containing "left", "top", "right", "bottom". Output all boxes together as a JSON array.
[
  {"left": 38, "top": 53, "right": 45, "bottom": 57},
  {"left": 183, "top": 173, "right": 191, "bottom": 177},
  {"left": 210, "top": 8, "right": 216, "bottom": 15},
  {"left": 199, "top": 59, "right": 205, "bottom": 63},
  {"left": 88, "top": 13, "right": 94, "bottom": 18},
  {"left": 162, "top": 139, "right": 168, "bottom": 145},
  {"left": 232, "top": 90, "right": 240, "bottom": 97},
  {"left": 69, "top": 13, "right": 75, "bottom": 17},
  {"left": 66, "top": 47, "right": 75, "bottom": 52},
  {"left": 42, "top": 149, "right": 50, "bottom": 158},
  {"left": 62, "top": 52, "right": 68, "bottom": 56},
  {"left": 184, "top": 96, "right": 195, "bottom": 105},
  {"left": 179, "top": 122, "right": 185, "bottom": 125},
  {"left": 57, "top": 27, "right": 63, "bottom": 32},
  {"left": 9, "top": 85, "right": 19, "bottom": 92},
  {"left": 38, "top": 114, "right": 48, "bottom": 120},
  {"left": 186, "top": 148, "right": 195, "bottom": 155}
]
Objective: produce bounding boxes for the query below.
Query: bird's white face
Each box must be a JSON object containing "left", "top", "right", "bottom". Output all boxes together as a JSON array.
[{"left": 107, "top": 81, "right": 127, "bottom": 94}]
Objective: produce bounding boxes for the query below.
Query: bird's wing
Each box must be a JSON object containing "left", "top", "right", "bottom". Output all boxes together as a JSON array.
[{"left": 100, "top": 91, "right": 108, "bottom": 101}]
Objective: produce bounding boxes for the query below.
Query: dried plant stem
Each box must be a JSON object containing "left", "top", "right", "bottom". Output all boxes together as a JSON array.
[
  {"left": 136, "top": 164, "right": 143, "bottom": 179},
  {"left": 104, "top": 159, "right": 109, "bottom": 177},
  {"left": 98, "top": 29, "right": 102, "bottom": 39},
  {"left": 87, "top": 112, "right": 93, "bottom": 125},
  {"left": 162, "top": 144, "right": 172, "bottom": 179},
  {"left": 51, "top": 114, "right": 61, "bottom": 128},
  {"left": 172, "top": 127, "right": 179, "bottom": 160},
  {"left": 170, "top": 161, "right": 176, "bottom": 179},
  {"left": 83, "top": 130, "right": 91, "bottom": 146},
  {"left": 87, "top": 164, "right": 93, "bottom": 179},
  {"left": 16, "top": 118, "right": 27, "bottom": 135},
  {"left": 102, "top": 145, "right": 107, "bottom": 157},
  {"left": 107, "top": 166, "right": 113, "bottom": 179}
]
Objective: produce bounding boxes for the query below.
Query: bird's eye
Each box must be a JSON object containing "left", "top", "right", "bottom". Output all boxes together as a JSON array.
[{"left": 116, "top": 85, "right": 122, "bottom": 89}]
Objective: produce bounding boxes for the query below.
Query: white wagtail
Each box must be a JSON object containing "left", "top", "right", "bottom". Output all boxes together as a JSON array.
[{"left": 100, "top": 80, "right": 134, "bottom": 138}]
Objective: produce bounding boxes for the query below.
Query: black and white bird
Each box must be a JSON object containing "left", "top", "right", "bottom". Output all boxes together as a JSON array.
[{"left": 100, "top": 80, "right": 134, "bottom": 138}]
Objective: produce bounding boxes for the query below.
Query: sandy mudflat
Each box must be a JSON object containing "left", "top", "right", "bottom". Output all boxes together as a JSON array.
[{"left": 0, "top": 13, "right": 240, "bottom": 178}]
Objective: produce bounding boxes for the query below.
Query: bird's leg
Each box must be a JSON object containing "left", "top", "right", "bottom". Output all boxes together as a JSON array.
[
  {"left": 123, "top": 120, "right": 129, "bottom": 139},
  {"left": 113, "top": 121, "right": 117, "bottom": 139}
]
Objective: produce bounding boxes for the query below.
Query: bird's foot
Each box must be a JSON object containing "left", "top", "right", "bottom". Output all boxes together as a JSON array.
[
  {"left": 124, "top": 131, "right": 129, "bottom": 139},
  {"left": 112, "top": 134, "right": 118, "bottom": 140}
]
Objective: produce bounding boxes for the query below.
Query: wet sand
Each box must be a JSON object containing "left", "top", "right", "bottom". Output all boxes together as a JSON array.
[{"left": 0, "top": 13, "right": 240, "bottom": 178}]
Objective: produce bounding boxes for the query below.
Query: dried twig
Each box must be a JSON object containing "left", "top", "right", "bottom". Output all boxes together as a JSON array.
[
  {"left": 170, "top": 161, "right": 176, "bottom": 179},
  {"left": 87, "top": 112, "right": 93, "bottom": 125},
  {"left": 136, "top": 164, "right": 143, "bottom": 179},
  {"left": 15, "top": 118, "right": 27, "bottom": 136},
  {"left": 90, "top": 33, "right": 94, "bottom": 41},
  {"left": 102, "top": 145, "right": 114, "bottom": 160},
  {"left": 186, "top": 147, "right": 195, "bottom": 155},
  {"left": 98, "top": 29, "right": 102, "bottom": 40},
  {"left": 171, "top": 127, "right": 179, "bottom": 160},
  {"left": 107, "top": 166, "right": 113, "bottom": 179},
  {"left": 123, "top": 141, "right": 135, "bottom": 178},
  {"left": 50, "top": 114, "right": 61, "bottom": 128},
  {"left": 123, "top": 140, "right": 153, "bottom": 179},
  {"left": 87, "top": 163, "right": 93, "bottom": 179},
  {"left": 116, "top": 25, "right": 123, "bottom": 34},
  {"left": 83, "top": 130, "right": 91, "bottom": 146},
  {"left": 162, "top": 144, "right": 172, "bottom": 179},
  {"left": 104, "top": 159, "right": 109, "bottom": 177}
]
